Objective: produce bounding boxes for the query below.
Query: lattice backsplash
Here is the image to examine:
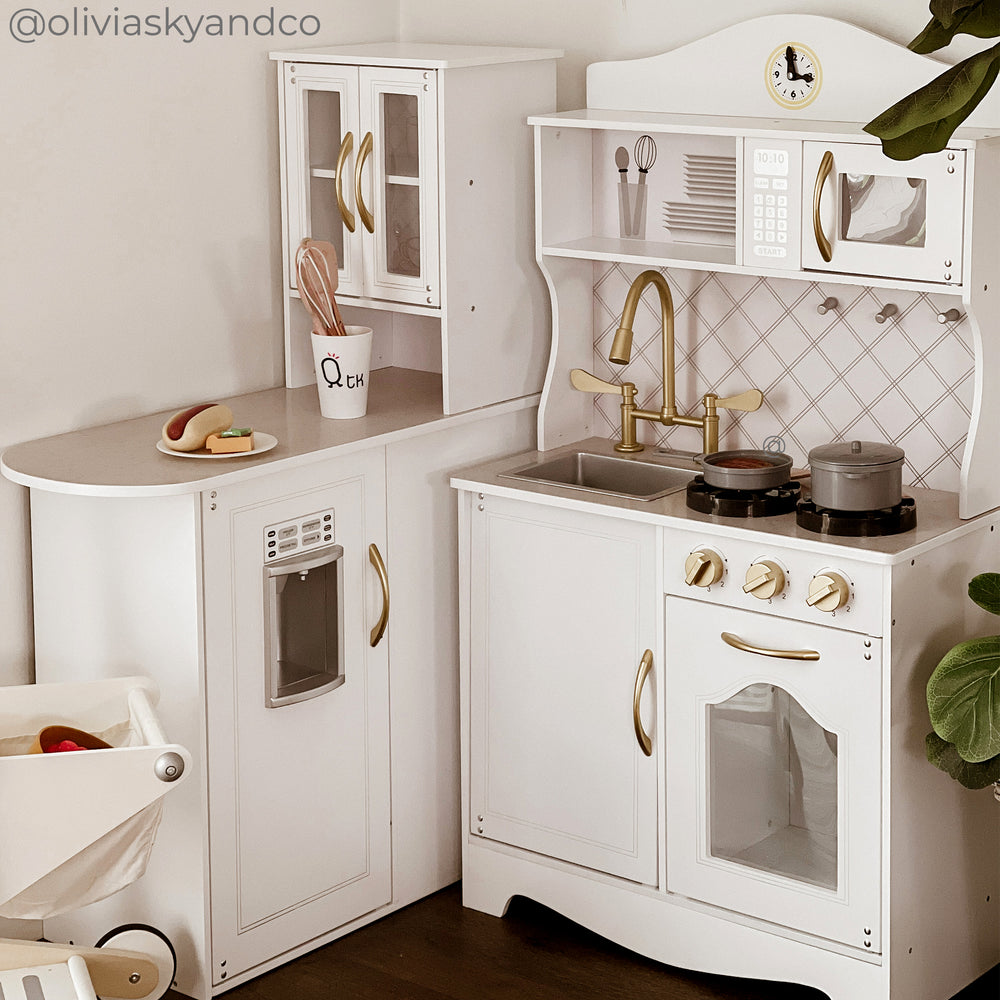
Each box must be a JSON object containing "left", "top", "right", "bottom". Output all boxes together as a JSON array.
[{"left": 591, "top": 264, "right": 974, "bottom": 492}]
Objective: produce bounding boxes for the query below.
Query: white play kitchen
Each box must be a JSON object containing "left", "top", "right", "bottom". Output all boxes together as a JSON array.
[
  {"left": 452, "top": 14, "right": 1000, "bottom": 1000},
  {"left": 1, "top": 12, "right": 999, "bottom": 1000}
]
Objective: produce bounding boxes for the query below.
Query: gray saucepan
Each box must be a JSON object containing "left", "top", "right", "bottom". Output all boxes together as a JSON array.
[{"left": 698, "top": 450, "right": 793, "bottom": 491}]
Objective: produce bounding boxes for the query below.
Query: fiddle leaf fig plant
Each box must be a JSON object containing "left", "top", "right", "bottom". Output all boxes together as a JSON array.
[
  {"left": 864, "top": 1, "right": 1000, "bottom": 160},
  {"left": 924, "top": 572, "right": 1000, "bottom": 789}
]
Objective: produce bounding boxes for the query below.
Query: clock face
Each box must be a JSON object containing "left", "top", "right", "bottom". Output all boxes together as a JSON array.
[{"left": 765, "top": 43, "right": 821, "bottom": 109}]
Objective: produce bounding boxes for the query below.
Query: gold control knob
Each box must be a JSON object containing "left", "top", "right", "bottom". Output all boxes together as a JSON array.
[
  {"left": 807, "top": 572, "right": 850, "bottom": 612},
  {"left": 684, "top": 549, "right": 724, "bottom": 588},
  {"left": 743, "top": 560, "right": 786, "bottom": 600}
]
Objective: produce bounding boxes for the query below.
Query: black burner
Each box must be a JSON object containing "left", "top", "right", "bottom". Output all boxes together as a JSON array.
[
  {"left": 796, "top": 497, "right": 917, "bottom": 537},
  {"left": 686, "top": 476, "right": 802, "bottom": 518}
]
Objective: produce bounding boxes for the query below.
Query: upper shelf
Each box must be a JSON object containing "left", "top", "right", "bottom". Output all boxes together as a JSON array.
[{"left": 528, "top": 108, "right": 1000, "bottom": 147}]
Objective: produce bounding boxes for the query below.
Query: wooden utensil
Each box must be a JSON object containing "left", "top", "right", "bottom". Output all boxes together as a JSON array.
[{"left": 295, "top": 239, "right": 348, "bottom": 336}]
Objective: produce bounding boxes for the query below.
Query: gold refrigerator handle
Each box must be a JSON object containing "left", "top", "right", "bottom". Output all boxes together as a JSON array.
[
  {"left": 721, "top": 632, "right": 820, "bottom": 661},
  {"left": 632, "top": 649, "right": 654, "bottom": 757},
  {"left": 334, "top": 130, "right": 356, "bottom": 233},
  {"left": 355, "top": 131, "right": 375, "bottom": 234},
  {"left": 812, "top": 150, "right": 834, "bottom": 263},
  {"left": 369, "top": 543, "right": 389, "bottom": 647}
]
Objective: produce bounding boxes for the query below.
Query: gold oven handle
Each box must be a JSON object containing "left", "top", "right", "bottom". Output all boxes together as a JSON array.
[
  {"left": 721, "top": 632, "right": 820, "bottom": 661},
  {"left": 632, "top": 649, "right": 654, "bottom": 757},
  {"left": 355, "top": 130, "right": 375, "bottom": 234},
  {"left": 369, "top": 542, "right": 389, "bottom": 647},
  {"left": 812, "top": 150, "right": 834, "bottom": 263},
  {"left": 334, "top": 130, "right": 356, "bottom": 233}
]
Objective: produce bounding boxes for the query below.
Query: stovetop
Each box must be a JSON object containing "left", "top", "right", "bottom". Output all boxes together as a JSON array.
[{"left": 451, "top": 438, "right": 995, "bottom": 565}]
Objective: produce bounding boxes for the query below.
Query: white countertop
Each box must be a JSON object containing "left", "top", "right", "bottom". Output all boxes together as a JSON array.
[
  {"left": 451, "top": 437, "right": 998, "bottom": 565},
  {"left": 2, "top": 369, "right": 537, "bottom": 498}
]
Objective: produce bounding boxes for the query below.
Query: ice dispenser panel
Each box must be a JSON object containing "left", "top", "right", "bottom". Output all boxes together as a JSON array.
[{"left": 263, "top": 541, "right": 345, "bottom": 709}]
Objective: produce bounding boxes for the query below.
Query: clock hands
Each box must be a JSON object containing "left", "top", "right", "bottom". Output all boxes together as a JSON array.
[{"left": 783, "top": 45, "right": 814, "bottom": 84}]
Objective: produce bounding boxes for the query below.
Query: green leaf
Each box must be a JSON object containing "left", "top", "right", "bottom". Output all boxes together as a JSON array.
[
  {"left": 911, "top": 17, "right": 963, "bottom": 54},
  {"left": 929, "top": 0, "right": 999, "bottom": 31},
  {"left": 969, "top": 572, "right": 1000, "bottom": 615},
  {"left": 926, "top": 732, "right": 1000, "bottom": 788},
  {"left": 927, "top": 635, "right": 1000, "bottom": 761},
  {"left": 864, "top": 44, "right": 1000, "bottom": 159},
  {"left": 932, "top": 0, "right": 983, "bottom": 22},
  {"left": 910, "top": 2, "right": 1000, "bottom": 52}
]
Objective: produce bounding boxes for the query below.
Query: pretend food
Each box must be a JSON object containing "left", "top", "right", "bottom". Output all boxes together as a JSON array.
[{"left": 161, "top": 403, "right": 234, "bottom": 452}]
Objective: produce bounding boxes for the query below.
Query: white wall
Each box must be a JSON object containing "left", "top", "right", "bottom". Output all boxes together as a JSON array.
[{"left": 0, "top": 1, "right": 399, "bottom": 686}]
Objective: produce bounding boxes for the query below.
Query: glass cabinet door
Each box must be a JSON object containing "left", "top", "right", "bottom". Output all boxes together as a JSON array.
[
  {"left": 665, "top": 598, "right": 882, "bottom": 952},
  {"left": 359, "top": 67, "right": 440, "bottom": 307},
  {"left": 283, "top": 65, "right": 363, "bottom": 298}
]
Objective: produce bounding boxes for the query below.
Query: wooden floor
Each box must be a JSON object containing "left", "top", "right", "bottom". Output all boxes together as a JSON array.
[{"left": 185, "top": 883, "right": 998, "bottom": 1000}]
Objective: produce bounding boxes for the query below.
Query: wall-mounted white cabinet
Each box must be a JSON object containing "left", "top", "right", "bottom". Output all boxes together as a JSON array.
[
  {"left": 271, "top": 44, "right": 561, "bottom": 415},
  {"left": 281, "top": 62, "right": 440, "bottom": 308}
]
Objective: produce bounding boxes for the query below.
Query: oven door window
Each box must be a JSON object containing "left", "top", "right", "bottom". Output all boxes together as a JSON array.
[{"left": 709, "top": 683, "right": 837, "bottom": 891}]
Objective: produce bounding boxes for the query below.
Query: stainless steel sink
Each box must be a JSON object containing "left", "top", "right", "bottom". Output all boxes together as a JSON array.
[{"left": 500, "top": 451, "right": 695, "bottom": 501}]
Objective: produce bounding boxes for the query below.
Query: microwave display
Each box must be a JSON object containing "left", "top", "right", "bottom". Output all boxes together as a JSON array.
[
  {"left": 841, "top": 173, "right": 927, "bottom": 248},
  {"left": 754, "top": 148, "right": 790, "bottom": 177}
]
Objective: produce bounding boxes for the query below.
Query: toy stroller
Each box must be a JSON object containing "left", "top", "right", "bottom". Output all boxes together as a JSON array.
[{"left": 0, "top": 676, "right": 191, "bottom": 1000}]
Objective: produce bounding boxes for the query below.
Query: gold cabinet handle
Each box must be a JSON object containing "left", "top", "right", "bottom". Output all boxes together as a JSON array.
[
  {"left": 355, "top": 130, "right": 375, "bottom": 234},
  {"left": 721, "top": 632, "right": 819, "bottom": 661},
  {"left": 368, "top": 542, "right": 389, "bottom": 647},
  {"left": 812, "top": 150, "right": 834, "bottom": 263},
  {"left": 632, "top": 649, "right": 654, "bottom": 757},
  {"left": 334, "top": 130, "right": 356, "bottom": 233}
]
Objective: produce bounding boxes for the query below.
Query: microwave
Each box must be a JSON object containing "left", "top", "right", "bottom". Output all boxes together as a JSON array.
[{"left": 743, "top": 138, "right": 966, "bottom": 285}]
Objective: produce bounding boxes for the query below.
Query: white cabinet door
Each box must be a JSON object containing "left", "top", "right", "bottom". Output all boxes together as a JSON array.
[
  {"left": 469, "top": 496, "right": 658, "bottom": 885},
  {"left": 282, "top": 63, "right": 364, "bottom": 298},
  {"left": 358, "top": 67, "right": 440, "bottom": 307},
  {"left": 665, "top": 598, "right": 881, "bottom": 951},
  {"left": 203, "top": 450, "right": 390, "bottom": 983}
]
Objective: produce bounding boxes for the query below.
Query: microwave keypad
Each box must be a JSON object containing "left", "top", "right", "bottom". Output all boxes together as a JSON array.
[{"left": 744, "top": 139, "right": 802, "bottom": 270}]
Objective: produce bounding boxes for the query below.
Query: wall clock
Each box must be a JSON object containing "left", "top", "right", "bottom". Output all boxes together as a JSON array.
[{"left": 765, "top": 43, "right": 822, "bottom": 109}]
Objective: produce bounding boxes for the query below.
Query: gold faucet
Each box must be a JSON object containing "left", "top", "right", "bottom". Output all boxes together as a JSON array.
[{"left": 571, "top": 269, "right": 764, "bottom": 454}]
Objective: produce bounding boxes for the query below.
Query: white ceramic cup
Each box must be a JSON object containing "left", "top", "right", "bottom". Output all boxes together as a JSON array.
[{"left": 311, "top": 326, "right": 373, "bottom": 419}]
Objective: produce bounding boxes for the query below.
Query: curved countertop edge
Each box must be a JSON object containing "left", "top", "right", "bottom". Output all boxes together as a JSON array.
[
  {"left": 2, "top": 370, "right": 540, "bottom": 498},
  {"left": 450, "top": 436, "right": 1000, "bottom": 566}
]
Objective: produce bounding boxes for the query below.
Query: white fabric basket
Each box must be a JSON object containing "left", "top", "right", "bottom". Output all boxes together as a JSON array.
[{"left": 0, "top": 676, "right": 190, "bottom": 920}]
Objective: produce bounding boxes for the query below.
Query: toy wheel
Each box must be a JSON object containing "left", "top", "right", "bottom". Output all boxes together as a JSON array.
[{"left": 95, "top": 924, "right": 176, "bottom": 1000}]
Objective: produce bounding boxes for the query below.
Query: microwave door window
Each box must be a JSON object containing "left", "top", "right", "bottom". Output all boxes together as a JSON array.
[
  {"left": 841, "top": 173, "right": 927, "bottom": 248},
  {"left": 709, "top": 683, "right": 838, "bottom": 891}
]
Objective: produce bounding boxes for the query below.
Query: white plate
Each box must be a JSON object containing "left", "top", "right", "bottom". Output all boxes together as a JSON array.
[{"left": 156, "top": 432, "right": 278, "bottom": 459}]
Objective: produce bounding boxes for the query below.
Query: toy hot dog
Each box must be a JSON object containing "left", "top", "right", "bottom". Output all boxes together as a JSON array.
[{"left": 161, "top": 403, "right": 234, "bottom": 452}]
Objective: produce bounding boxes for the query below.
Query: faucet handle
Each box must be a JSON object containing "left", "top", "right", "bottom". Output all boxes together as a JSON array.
[
  {"left": 712, "top": 388, "right": 764, "bottom": 413},
  {"left": 570, "top": 368, "right": 629, "bottom": 396}
]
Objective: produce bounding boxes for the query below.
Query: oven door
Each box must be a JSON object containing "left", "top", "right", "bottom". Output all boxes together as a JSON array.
[
  {"left": 802, "top": 140, "right": 965, "bottom": 285},
  {"left": 665, "top": 597, "right": 881, "bottom": 952}
]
